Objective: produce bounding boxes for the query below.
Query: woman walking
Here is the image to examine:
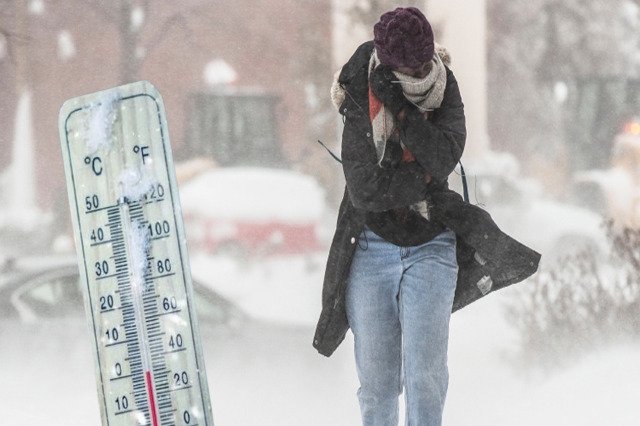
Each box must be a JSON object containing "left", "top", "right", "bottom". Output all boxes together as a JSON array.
[{"left": 314, "top": 7, "right": 540, "bottom": 426}]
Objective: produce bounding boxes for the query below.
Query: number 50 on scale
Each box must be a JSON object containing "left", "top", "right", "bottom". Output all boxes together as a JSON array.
[{"left": 59, "top": 81, "right": 215, "bottom": 425}]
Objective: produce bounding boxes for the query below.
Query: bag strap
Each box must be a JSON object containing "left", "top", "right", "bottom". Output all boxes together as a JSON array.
[
  {"left": 459, "top": 160, "right": 469, "bottom": 203},
  {"left": 316, "top": 140, "right": 343, "bottom": 164}
]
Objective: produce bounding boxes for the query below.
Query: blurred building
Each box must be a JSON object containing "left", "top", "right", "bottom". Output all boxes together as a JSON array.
[
  {"left": 487, "top": 0, "right": 640, "bottom": 198},
  {"left": 0, "top": 0, "right": 334, "bottom": 211}
]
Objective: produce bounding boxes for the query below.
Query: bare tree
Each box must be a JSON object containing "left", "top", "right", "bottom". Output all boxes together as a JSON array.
[
  {"left": 487, "top": 0, "right": 640, "bottom": 172},
  {"left": 87, "top": 0, "right": 205, "bottom": 84},
  {"left": 506, "top": 220, "right": 640, "bottom": 371}
]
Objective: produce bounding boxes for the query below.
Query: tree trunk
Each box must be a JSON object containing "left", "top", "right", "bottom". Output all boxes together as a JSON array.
[
  {"left": 14, "top": 0, "right": 28, "bottom": 92},
  {"left": 118, "top": 0, "right": 139, "bottom": 83}
]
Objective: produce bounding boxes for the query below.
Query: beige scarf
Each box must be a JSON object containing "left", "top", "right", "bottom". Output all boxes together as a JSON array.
[
  {"left": 367, "top": 48, "right": 447, "bottom": 220},
  {"left": 367, "top": 49, "right": 447, "bottom": 164}
]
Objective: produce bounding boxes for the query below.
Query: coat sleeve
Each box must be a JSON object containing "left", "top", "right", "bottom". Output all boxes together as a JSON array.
[
  {"left": 400, "top": 67, "right": 466, "bottom": 182},
  {"left": 341, "top": 120, "right": 430, "bottom": 212}
]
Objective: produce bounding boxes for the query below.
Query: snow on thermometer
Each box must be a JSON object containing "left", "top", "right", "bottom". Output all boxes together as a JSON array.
[{"left": 59, "top": 81, "right": 214, "bottom": 426}]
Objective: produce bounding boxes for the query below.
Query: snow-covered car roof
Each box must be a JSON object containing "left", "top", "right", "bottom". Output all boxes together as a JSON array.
[{"left": 179, "top": 167, "right": 326, "bottom": 223}]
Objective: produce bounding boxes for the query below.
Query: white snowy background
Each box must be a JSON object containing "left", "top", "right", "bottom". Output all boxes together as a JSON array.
[{"left": 1, "top": 0, "right": 640, "bottom": 425}]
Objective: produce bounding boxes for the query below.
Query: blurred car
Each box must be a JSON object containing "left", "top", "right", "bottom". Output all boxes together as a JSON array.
[
  {"left": 450, "top": 152, "right": 607, "bottom": 264},
  {"left": 179, "top": 167, "right": 327, "bottom": 256},
  {"left": 0, "top": 255, "right": 238, "bottom": 326},
  {"left": 570, "top": 118, "right": 640, "bottom": 229},
  {"left": 0, "top": 255, "right": 359, "bottom": 425},
  {"left": 471, "top": 172, "right": 607, "bottom": 262}
]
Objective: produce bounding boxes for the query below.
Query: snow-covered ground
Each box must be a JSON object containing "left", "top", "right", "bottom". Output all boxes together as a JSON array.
[
  {"left": 190, "top": 253, "right": 327, "bottom": 327},
  {"left": 2, "top": 253, "right": 639, "bottom": 425},
  {"left": 447, "top": 295, "right": 640, "bottom": 425},
  {"left": 192, "top": 253, "right": 640, "bottom": 425}
]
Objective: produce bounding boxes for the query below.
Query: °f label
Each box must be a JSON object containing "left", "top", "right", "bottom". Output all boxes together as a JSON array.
[{"left": 59, "top": 81, "right": 214, "bottom": 426}]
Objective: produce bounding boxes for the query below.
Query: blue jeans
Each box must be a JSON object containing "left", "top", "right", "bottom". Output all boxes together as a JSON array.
[{"left": 345, "top": 225, "right": 458, "bottom": 426}]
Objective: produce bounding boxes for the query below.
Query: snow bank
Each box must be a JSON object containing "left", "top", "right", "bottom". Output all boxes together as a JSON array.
[
  {"left": 454, "top": 342, "right": 640, "bottom": 425},
  {"left": 519, "top": 346, "right": 640, "bottom": 425},
  {"left": 190, "top": 253, "right": 324, "bottom": 327},
  {"left": 447, "top": 294, "right": 640, "bottom": 425},
  {"left": 190, "top": 252, "right": 640, "bottom": 425},
  {"left": 179, "top": 167, "right": 326, "bottom": 223},
  {"left": 3, "top": 252, "right": 640, "bottom": 425}
]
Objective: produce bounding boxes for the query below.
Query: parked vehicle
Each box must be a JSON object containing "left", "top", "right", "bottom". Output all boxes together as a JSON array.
[
  {"left": 177, "top": 87, "right": 328, "bottom": 257},
  {"left": 0, "top": 255, "right": 359, "bottom": 425},
  {"left": 0, "top": 256, "right": 238, "bottom": 325},
  {"left": 570, "top": 118, "right": 640, "bottom": 229},
  {"left": 452, "top": 152, "right": 607, "bottom": 263},
  {"left": 476, "top": 173, "right": 606, "bottom": 261},
  {"left": 179, "top": 167, "right": 327, "bottom": 256}
]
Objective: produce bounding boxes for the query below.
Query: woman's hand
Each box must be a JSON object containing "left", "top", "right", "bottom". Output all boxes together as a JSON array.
[
  {"left": 370, "top": 65, "right": 412, "bottom": 116},
  {"left": 398, "top": 68, "right": 467, "bottom": 182},
  {"left": 397, "top": 108, "right": 429, "bottom": 123}
]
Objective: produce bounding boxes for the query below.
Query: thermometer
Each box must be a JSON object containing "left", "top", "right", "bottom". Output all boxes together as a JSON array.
[{"left": 59, "top": 81, "right": 214, "bottom": 425}]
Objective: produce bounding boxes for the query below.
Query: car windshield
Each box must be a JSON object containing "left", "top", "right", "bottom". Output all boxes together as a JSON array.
[
  {"left": 192, "top": 284, "right": 232, "bottom": 324},
  {"left": 12, "top": 268, "right": 84, "bottom": 319},
  {"left": 9, "top": 268, "right": 230, "bottom": 325}
]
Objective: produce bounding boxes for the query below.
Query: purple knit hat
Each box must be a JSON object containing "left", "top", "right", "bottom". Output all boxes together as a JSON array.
[{"left": 373, "top": 7, "right": 435, "bottom": 70}]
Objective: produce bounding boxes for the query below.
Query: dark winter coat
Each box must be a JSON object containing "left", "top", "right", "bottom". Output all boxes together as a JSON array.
[{"left": 312, "top": 41, "right": 542, "bottom": 357}]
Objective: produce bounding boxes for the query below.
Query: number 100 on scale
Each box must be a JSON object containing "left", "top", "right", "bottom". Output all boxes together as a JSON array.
[{"left": 59, "top": 81, "right": 214, "bottom": 425}]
